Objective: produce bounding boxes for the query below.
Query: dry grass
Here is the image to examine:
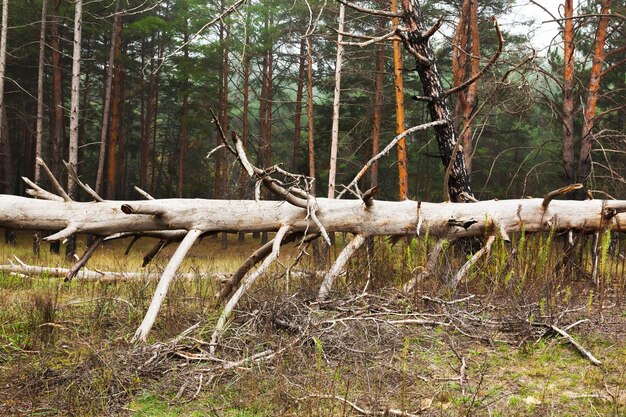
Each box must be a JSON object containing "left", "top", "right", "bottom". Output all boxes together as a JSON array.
[{"left": 0, "top": 230, "right": 625, "bottom": 416}]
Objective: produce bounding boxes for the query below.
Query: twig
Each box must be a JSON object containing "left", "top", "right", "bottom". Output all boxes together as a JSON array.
[{"left": 337, "top": 121, "right": 446, "bottom": 199}]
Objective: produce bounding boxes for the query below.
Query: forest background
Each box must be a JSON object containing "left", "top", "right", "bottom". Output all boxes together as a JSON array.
[{"left": 0, "top": 0, "right": 623, "bottom": 209}]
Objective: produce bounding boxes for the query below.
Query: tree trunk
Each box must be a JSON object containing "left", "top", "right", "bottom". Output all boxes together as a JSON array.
[
  {"left": 95, "top": 1, "right": 120, "bottom": 196},
  {"left": 459, "top": 0, "right": 480, "bottom": 174},
  {"left": 400, "top": 0, "right": 473, "bottom": 201},
  {"left": 177, "top": 5, "right": 189, "bottom": 198},
  {"left": 371, "top": 29, "right": 385, "bottom": 188},
  {"left": 50, "top": 0, "right": 64, "bottom": 180},
  {"left": 307, "top": 36, "right": 316, "bottom": 195},
  {"left": 292, "top": 36, "right": 306, "bottom": 172},
  {"left": 578, "top": 0, "right": 611, "bottom": 184},
  {"left": 2, "top": 194, "right": 625, "bottom": 239},
  {"left": 327, "top": 3, "right": 345, "bottom": 199},
  {"left": 34, "top": 0, "right": 47, "bottom": 185},
  {"left": 0, "top": 0, "right": 8, "bottom": 194},
  {"left": 562, "top": 0, "right": 575, "bottom": 185},
  {"left": 66, "top": 0, "right": 83, "bottom": 257},
  {"left": 391, "top": 0, "right": 408, "bottom": 199},
  {"left": 106, "top": 7, "right": 123, "bottom": 200}
]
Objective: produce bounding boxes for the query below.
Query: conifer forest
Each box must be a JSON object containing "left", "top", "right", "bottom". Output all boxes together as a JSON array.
[{"left": 0, "top": 0, "right": 625, "bottom": 415}]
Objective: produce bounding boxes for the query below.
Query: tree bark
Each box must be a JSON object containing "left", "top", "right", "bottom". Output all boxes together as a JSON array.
[
  {"left": 50, "top": 0, "right": 64, "bottom": 180},
  {"left": 391, "top": 0, "right": 408, "bottom": 199},
  {"left": 578, "top": 0, "right": 611, "bottom": 184},
  {"left": 307, "top": 36, "right": 316, "bottom": 194},
  {"left": 2, "top": 194, "right": 625, "bottom": 239},
  {"left": 371, "top": 33, "right": 385, "bottom": 188},
  {"left": 34, "top": 0, "right": 47, "bottom": 185},
  {"left": 562, "top": 0, "right": 575, "bottom": 185},
  {"left": 177, "top": 5, "right": 189, "bottom": 198},
  {"left": 292, "top": 36, "right": 306, "bottom": 172},
  {"left": 400, "top": 0, "right": 473, "bottom": 201},
  {"left": 0, "top": 0, "right": 8, "bottom": 194},
  {"left": 67, "top": 0, "right": 82, "bottom": 202},
  {"left": 106, "top": 7, "right": 123, "bottom": 200},
  {"left": 327, "top": 2, "right": 345, "bottom": 199},
  {"left": 95, "top": 1, "right": 120, "bottom": 196}
]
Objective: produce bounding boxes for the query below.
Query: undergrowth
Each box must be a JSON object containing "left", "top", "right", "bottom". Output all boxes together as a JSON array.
[{"left": 0, "top": 230, "right": 625, "bottom": 416}]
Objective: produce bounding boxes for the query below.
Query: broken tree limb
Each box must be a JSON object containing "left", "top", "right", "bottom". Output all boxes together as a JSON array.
[
  {"left": 318, "top": 233, "right": 367, "bottom": 301},
  {"left": 210, "top": 225, "right": 291, "bottom": 353},
  {"left": 132, "top": 229, "right": 203, "bottom": 343},
  {"left": 449, "top": 234, "right": 496, "bottom": 289},
  {"left": 65, "top": 236, "right": 104, "bottom": 281}
]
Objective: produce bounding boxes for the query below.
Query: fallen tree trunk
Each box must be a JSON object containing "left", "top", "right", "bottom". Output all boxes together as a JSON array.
[{"left": 2, "top": 194, "right": 625, "bottom": 239}]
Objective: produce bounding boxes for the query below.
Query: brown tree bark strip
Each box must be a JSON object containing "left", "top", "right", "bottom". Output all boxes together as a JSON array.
[
  {"left": 578, "top": 0, "right": 611, "bottom": 184},
  {"left": 562, "top": 0, "right": 575, "bottom": 184},
  {"left": 371, "top": 30, "right": 385, "bottom": 188},
  {"left": 391, "top": 0, "right": 408, "bottom": 199},
  {"left": 452, "top": 0, "right": 470, "bottom": 132},
  {"left": 459, "top": 0, "right": 480, "bottom": 173}
]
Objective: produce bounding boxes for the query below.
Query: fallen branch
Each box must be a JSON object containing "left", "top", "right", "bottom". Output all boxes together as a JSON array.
[
  {"left": 533, "top": 321, "right": 602, "bottom": 366},
  {"left": 300, "top": 394, "right": 425, "bottom": 417}
]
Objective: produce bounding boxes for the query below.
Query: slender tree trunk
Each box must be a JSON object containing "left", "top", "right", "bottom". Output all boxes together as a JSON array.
[
  {"left": 400, "top": 0, "right": 473, "bottom": 201},
  {"left": 391, "top": 0, "right": 407, "bottom": 199},
  {"left": 578, "top": 0, "right": 611, "bottom": 184},
  {"left": 327, "top": 3, "right": 345, "bottom": 199},
  {"left": 371, "top": 32, "right": 385, "bottom": 188},
  {"left": 221, "top": 19, "right": 230, "bottom": 249},
  {"left": 307, "top": 36, "right": 315, "bottom": 194},
  {"left": 292, "top": 36, "right": 306, "bottom": 172},
  {"left": 452, "top": 0, "right": 470, "bottom": 132},
  {"left": 240, "top": 47, "right": 250, "bottom": 190},
  {"left": 562, "top": 0, "right": 575, "bottom": 185},
  {"left": 459, "top": 0, "right": 480, "bottom": 174},
  {"left": 0, "top": 0, "right": 8, "bottom": 192},
  {"left": 33, "top": 0, "right": 47, "bottom": 255},
  {"left": 177, "top": 5, "right": 189, "bottom": 198},
  {"left": 34, "top": 0, "right": 47, "bottom": 185},
  {"left": 66, "top": 0, "right": 82, "bottom": 258},
  {"left": 95, "top": 2, "right": 120, "bottom": 195},
  {"left": 50, "top": 0, "right": 64, "bottom": 179},
  {"left": 117, "top": 62, "right": 127, "bottom": 196},
  {"left": 107, "top": 16, "right": 122, "bottom": 200}
]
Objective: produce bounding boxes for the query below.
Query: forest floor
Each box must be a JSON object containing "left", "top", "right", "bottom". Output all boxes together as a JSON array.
[{"left": 0, "top": 232, "right": 625, "bottom": 416}]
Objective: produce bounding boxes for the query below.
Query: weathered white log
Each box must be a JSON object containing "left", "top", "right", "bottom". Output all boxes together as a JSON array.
[
  {"left": 2, "top": 195, "right": 626, "bottom": 238},
  {"left": 0, "top": 263, "right": 230, "bottom": 282},
  {"left": 132, "top": 229, "right": 203, "bottom": 342}
]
